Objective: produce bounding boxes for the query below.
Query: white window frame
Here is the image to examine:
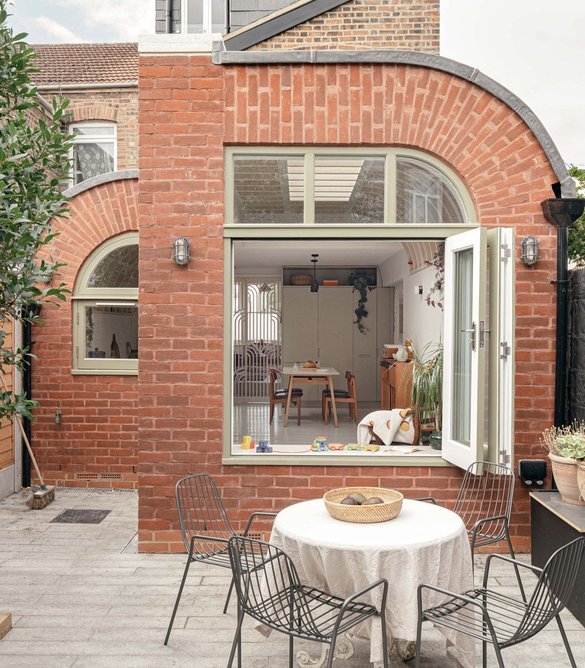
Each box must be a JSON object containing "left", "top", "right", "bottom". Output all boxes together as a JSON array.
[
  {"left": 69, "top": 121, "right": 117, "bottom": 187},
  {"left": 72, "top": 233, "right": 138, "bottom": 375},
  {"left": 181, "top": 0, "right": 224, "bottom": 34}
]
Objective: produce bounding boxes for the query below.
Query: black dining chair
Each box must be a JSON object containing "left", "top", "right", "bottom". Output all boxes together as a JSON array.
[
  {"left": 417, "top": 460, "right": 526, "bottom": 600},
  {"left": 226, "top": 535, "right": 390, "bottom": 668},
  {"left": 164, "top": 474, "right": 277, "bottom": 646},
  {"left": 415, "top": 536, "right": 585, "bottom": 668}
]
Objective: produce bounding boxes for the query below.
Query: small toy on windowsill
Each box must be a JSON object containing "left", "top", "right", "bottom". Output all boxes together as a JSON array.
[
  {"left": 328, "top": 443, "right": 345, "bottom": 451},
  {"left": 364, "top": 443, "right": 380, "bottom": 453},
  {"left": 312, "top": 436, "right": 328, "bottom": 452},
  {"left": 241, "top": 435, "right": 255, "bottom": 450},
  {"left": 256, "top": 441, "right": 272, "bottom": 453},
  {"left": 347, "top": 443, "right": 362, "bottom": 451}
]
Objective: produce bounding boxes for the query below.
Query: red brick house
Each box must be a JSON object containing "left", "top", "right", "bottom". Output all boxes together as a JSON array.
[{"left": 30, "top": 0, "right": 577, "bottom": 553}]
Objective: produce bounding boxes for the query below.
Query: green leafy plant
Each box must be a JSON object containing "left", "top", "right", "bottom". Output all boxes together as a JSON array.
[
  {"left": 568, "top": 165, "right": 585, "bottom": 266},
  {"left": 0, "top": 2, "right": 72, "bottom": 423},
  {"left": 410, "top": 343, "right": 443, "bottom": 431},
  {"left": 541, "top": 422, "right": 585, "bottom": 460},
  {"left": 348, "top": 269, "right": 376, "bottom": 333}
]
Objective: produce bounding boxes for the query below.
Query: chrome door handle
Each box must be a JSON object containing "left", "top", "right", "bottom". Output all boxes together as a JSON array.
[{"left": 460, "top": 322, "right": 476, "bottom": 352}]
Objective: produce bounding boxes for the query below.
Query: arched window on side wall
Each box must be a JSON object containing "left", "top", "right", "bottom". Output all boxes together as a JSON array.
[{"left": 73, "top": 232, "right": 138, "bottom": 374}]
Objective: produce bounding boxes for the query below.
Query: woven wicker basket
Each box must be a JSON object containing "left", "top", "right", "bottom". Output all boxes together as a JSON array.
[{"left": 323, "top": 487, "right": 403, "bottom": 523}]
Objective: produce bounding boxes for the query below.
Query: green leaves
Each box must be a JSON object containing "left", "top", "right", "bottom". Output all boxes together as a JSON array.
[
  {"left": 0, "top": 0, "right": 71, "bottom": 424},
  {"left": 568, "top": 165, "right": 585, "bottom": 266}
]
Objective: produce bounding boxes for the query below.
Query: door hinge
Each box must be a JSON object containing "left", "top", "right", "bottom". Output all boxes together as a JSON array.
[
  {"left": 500, "top": 342, "right": 511, "bottom": 359},
  {"left": 500, "top": 244, "right": 512, "bottom": 261},
  {"left": 499, "top": 450, "right": 511, "bottom": 464},
  {"left": 76, "top": 311, "right": 79, "bottom": 325},
  {"left": 75, "top": 346, "right": 79, "bottom": 361}
]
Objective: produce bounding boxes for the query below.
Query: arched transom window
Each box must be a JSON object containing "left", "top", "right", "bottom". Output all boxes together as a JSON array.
[
  {"left": 225, "top": 147, "right": 475, "bottom": 226},
  {"left": 73, "top": 232, "right": 138, "bottom": 374}
]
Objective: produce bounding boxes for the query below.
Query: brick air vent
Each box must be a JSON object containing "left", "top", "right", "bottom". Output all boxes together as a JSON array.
[{"left": 75, "top": 472, "right": 123, "bottom": 481}]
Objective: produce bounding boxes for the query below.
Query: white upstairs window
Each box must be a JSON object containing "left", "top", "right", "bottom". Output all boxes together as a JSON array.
[
  {"left": 183, "top": 0, "right": 225, "bottom": 34},
  {"left": 70, "top": 122, "right": 117, "bottom": 186}
]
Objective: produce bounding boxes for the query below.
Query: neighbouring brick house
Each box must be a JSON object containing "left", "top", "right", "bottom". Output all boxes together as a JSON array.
[{"left": 29, "top": 0, "right": 577, "bottom": 554}]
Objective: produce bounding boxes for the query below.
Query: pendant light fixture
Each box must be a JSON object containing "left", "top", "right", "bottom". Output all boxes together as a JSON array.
[{"left": 310, "top": 254, "right": 319, "bottom": 292}]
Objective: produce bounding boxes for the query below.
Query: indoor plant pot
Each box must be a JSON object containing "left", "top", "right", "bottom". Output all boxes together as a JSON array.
[{"left": 541, "top": 424, "right": 585, "bottom": 505}]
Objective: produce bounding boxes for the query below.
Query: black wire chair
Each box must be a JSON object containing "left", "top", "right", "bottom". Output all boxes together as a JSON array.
[
  {"left": 415, "top": 536, "right": 585, "bottom": 668},
  {"left": 164, "top": 474, "right": 277, "bottom": 646},
  {"left": 227, "top": 536, "right": 389, "bottom": 668},
  {"left": 417, "top": 461, "right": 526, "bottom": 600}
]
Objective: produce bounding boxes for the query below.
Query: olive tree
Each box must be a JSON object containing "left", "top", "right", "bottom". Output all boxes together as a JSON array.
[
  {"left": 568, "top": 164, "right": 585, "bottom": 265},
  {"left": 0, "top": 1, "right": 71, "bottom": 423}
]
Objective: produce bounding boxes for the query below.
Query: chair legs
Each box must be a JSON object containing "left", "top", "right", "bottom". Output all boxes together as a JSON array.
[
  {"left": 504, "top": 529, "right": 527, "bottom": 603},
  {"left": 164, "top": 552, "right": 193, "bottom": 645},
  {"left": 556, "top": 614, "right": 578, "bottom": 668},
  {"left": 269, "top": 401, "right": 275, "bottom": 424},
  {"left": 223, "top": 577, "right": 234, "bottom": 614},
  {"left": 297, "top": 397, "right": 301, "bottom": 426},
  {"left": 227, "top": 603, "right": 244, "bottom": 668},
  {"left": 289, "top": 635, "right": 294, "bottom": 668}
]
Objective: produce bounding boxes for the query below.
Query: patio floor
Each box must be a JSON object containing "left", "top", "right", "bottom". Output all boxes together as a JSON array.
[{"left": 0, "top": 488, "right": 582, "bottom": 667}]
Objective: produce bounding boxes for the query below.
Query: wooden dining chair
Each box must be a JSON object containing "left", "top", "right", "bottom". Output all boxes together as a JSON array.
[
  {"left": 323, "top": 372, "right": 358, "bottom": 423},
  {"left": 269, "top": 368, "right": 303, "bottom": 425}
]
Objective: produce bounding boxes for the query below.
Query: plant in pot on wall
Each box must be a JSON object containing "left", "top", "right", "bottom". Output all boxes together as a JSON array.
[
  {"left": 541, "top": 423, "right": 585, "bottom": 505},
  {"left": 348, "top": 269, "right": 376, "bottom": 333},
  {"left": 410, "top": 343, "right": 443, "bottom": 449}
]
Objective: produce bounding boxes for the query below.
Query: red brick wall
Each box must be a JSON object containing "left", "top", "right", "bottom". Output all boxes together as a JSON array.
[
  {"left": 41, "top": 88, "right": 138, "bottom": 170},
  {"left": 138, "top": 57, "right": 557, "bottom": 553},
  {"left": 32, "top": 178, "right": 139, "bottom": 489},
  {"left": 249, "top": 0, "right": 440, "bottom": 52}
]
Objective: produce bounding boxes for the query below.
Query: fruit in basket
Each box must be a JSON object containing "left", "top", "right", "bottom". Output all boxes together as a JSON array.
[
  {"left": 362, "top": 497, "right": 383, "bottom": 505},
  {"left": 340, "top": 496, "right": 360, "bottom": 505},
  {"left": 349, "top": 492, "right": 366, "bottom": 504}
]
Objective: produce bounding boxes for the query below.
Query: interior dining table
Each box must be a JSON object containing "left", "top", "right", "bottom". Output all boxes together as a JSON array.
[
  {"left": 282, "top": 366, "right": 340, "bottom": 427},
  {"left": 266, "top": 497, "right": 475, "bottom": 668}
]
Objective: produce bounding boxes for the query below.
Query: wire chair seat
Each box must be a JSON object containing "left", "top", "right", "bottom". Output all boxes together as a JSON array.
[
  {"left": 421, "top": 587, "right": 550, "bottom": 647},
  {"left": 245, "top": 584, "right": 378, "bottom": 643}
]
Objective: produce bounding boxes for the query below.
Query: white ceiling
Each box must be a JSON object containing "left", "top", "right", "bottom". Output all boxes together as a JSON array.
[{"left": 234, "top": 240, "right": 404, "bottom": 270}]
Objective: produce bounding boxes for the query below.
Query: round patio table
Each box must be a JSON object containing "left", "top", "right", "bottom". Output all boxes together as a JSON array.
[{"left": 269, "top": 498, "right": 475, "bottom": 668}]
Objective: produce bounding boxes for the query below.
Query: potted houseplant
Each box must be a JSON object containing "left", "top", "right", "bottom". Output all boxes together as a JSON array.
[
  {"left": 410, "top": 343, "right": 443, "bottom": 449},
  {"left": 348, "top": 269, "right": 376, "bottom": 333},
  {"left": 541, "top": 423, "right": 585, "bottom": 505}
]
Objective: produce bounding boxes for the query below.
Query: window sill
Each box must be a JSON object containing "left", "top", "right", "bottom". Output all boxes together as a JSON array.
[
  {"left": 223, "top": 448, "right": 449, "bottom": 467},
  {"left": 71, "top": 369, "right": 138, "bottom": 376}
]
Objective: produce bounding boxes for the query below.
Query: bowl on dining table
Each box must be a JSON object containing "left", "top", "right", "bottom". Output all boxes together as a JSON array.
[{"left": 323, "top": 486, "right": 403, "bottom": 523}]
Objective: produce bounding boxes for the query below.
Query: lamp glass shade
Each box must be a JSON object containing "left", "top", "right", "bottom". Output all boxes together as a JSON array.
[
  {"left": 172, "top": 237, "right": 190, "bottom": 266},
  {"left": 520, "top": 236, "right": 539, "bottom": 266}
]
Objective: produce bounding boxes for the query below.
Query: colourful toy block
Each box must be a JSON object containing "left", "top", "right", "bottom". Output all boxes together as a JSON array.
[
  {"left": 347, "top": 443, "right": 361, "bottom": 451},
  {"left": 328, "top": 443, "right": 345, "bottom": 451}
]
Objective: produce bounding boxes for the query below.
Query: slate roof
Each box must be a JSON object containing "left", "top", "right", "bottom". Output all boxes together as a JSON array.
[{"left": 31, "top": 43, "right": 138, "bottom": 87}]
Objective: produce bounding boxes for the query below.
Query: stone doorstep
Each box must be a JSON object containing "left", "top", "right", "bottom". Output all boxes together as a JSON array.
[{"left": 0, "top": 612, "right": 11, "bottom": 640}]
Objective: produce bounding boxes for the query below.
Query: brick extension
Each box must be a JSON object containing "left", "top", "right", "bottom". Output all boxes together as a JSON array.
[
  {"left": 33, "top": 178, "right": 139, "bottom": 489},
  {"left": 137, "top": 57, "right": 557, "bottom": 553},
  {"left": 248, "top": 0, "right": 440, "bottom": 52}
]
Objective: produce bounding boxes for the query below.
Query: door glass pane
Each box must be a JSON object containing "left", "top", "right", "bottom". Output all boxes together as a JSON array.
[
  {"left": 85, "top": 305, "right": 138, "bottom": 360},
  {"left": 233, "top": 156, "right": 304, "bottom": 224},
  {"left": 314, "top": 157, "right": 384, "bottom": 224},
  {"left": 452, "top": 248, "right": 473, "bottom": 444},
  {"left": 186, "top": 0, "right": 204, "bottom": 32},
  {"left": 211, "top": 0, "right": 225, "bottom": 32}
]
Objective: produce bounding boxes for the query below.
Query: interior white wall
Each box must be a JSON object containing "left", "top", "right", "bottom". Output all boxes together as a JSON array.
[{"left": 379, "top": 251, "right": 443, "bottom": 354}]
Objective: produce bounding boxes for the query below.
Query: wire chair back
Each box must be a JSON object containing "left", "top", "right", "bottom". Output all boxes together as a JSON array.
[
  {"left": 176, "top": 474, "right": 235, "bottom": 559},
  {"left": 454, "top": 461, "right": 514, "bottom": 545},
  {"left": 511, "top": 537, "right": 585, "bottom": 644}
]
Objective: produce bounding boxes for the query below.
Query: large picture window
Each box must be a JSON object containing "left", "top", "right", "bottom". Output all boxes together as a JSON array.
[
  {"left": 73, "top": 233, "right": 138, "bottom": 374},
  {"left": 226, "top": 147, "right": 475, "bottom": 226},
  {"left": 70, "top": 122, "right": 117, "bottom": 186}
]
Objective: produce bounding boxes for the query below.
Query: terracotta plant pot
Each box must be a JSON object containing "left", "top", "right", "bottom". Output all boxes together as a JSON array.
[
  {"left": 577, "top": 462, "right": 585, "bottom": 503},
  {"left": 549, "top": 454, "right": 585, "bottom": 505}
]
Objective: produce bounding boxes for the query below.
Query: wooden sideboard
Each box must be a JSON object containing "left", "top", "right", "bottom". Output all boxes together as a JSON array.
[{"left": 380, "top": 361, "right": 413, "bottom": 410}]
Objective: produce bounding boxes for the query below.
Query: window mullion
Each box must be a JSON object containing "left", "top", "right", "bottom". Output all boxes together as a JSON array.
[
  {"left": 305, "top": 152, "right": 315, "bottom": 225},
  {"left": 385, "top": 153, "right": 397, "bottom": 225}
]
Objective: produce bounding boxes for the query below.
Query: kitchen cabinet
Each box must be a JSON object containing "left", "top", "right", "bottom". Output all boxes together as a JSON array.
[{"left": 282, "top": 286, "right": 391, "bottom": 404}]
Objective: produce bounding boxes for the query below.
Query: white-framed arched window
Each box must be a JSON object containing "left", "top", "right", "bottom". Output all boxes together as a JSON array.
[
  {"left": 72, "top": 232, "right": 138, "bottom": 374},
  {"left": 70, "top": 121, "right": 117, "bottom": 186}
]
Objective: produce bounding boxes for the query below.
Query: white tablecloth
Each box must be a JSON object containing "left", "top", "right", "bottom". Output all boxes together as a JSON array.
[{"left": 269, "top": 498, "right": 474, "bottom": 667}]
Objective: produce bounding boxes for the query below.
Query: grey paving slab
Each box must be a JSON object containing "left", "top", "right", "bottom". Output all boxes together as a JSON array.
[{"left": 0, "top": 489, "right": 583, "bottom": 667}]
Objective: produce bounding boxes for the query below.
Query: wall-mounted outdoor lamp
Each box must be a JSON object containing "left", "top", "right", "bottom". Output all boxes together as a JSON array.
[
  {"left": 520, "top": 236, "right": 540, "bottom": 266},
  {"left": 171, "top": 237, "right": 190, "bottom": 266}
]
